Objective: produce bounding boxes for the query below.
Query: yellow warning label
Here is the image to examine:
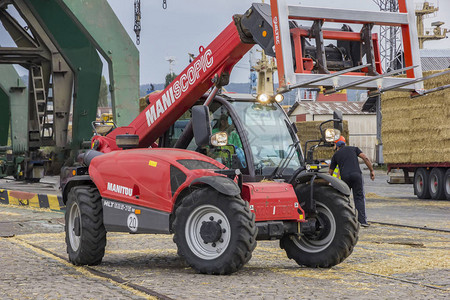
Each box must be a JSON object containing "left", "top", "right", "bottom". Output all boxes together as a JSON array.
[{"left": 148, "top": 160, "right": 158, "bottom": 167}]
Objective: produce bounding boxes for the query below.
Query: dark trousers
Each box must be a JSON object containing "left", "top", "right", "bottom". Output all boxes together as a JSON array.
[{"left": 341, "top": 172, "right": 367, "bottom": 224}]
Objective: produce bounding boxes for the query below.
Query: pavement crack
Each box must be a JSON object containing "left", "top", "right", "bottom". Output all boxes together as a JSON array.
[
  {"left": 355, "top": 270, "right": 447, "bottom": 291},
  {"left": 372, "top": 241, "right": 425, "bottom": 248},
  {"left": 0, "top": 218, "right": 62, "bottom": 224},
  {"left": 370, "top": 221, "right": 450, "bottom": 233}
]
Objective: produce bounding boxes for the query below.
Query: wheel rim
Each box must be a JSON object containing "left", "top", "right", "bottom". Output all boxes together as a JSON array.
[
  {"left": 185, "top": 204, "right": 231, "bottom": 260},
  {"left": 415, "top": 174, "right": 424, "bottom": 193},
  {"left": 68, "top": 202, "right": 81, "bottom": 251},
  {"left": 430, "top": 174, "right": 438, "bottom": 194},
  {"left": 293, "top": 202, "right": 336, "bottom": 253}
]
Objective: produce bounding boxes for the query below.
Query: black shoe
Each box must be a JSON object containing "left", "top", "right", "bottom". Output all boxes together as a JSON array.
[{"left": 360, "top": 223, "right": 370, "bottom": 228}]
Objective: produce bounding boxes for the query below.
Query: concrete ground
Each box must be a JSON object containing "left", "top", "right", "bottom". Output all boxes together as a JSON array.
[{"left": 0, "top": 169, "right": 449, "bottom": 299}]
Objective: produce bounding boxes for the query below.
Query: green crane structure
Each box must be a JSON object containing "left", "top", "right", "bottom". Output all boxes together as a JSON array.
[{"left": 0, "top": 0, "right": 139, "bottom": 180}]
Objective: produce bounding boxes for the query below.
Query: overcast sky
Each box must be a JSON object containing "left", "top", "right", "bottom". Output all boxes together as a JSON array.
[
  {"left": 1, "top": 1, "right": 448, "bottom": 84},
  {"left": 107, "top": 0, "right": 450, "bottom": 84}
]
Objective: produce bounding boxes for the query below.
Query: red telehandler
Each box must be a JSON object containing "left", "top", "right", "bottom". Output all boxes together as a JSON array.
[{"left": 61, "top": 1, "right": 423, "bottom": 274}]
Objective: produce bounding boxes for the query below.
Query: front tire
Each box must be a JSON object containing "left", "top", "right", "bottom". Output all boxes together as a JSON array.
[
  {"left": 281, "top": 184, "right": 359, "bottom": 268},
  {"left": 65, "top": 185, "right": 106, "bottom": 265},
  {"left": 173, "top": 187, "right": 257, "bottom": 275}
]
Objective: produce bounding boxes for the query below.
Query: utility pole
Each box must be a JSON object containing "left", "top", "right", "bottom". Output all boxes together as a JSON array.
[
  {"left": 165, "top": 56, "right": 176, "bottom": 75},
  {"left": 249, "top": 50, "right": 257, "bottom": 94},
  {"left": 372, "top": 0, "right": 400, "bottom": 164}
]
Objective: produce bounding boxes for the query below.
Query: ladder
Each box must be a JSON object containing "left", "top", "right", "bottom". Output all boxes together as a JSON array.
[
  {"left": 269, "top": 0, "right": 424, "bottom": 94},
  {"left": 42, "top": 82, "right": 54, "bottom": 141},
  {"left": 31, "top": 65, "right": 54, "bottom": 141}
]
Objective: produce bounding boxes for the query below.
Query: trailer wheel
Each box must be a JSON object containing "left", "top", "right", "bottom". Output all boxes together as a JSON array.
[
  {"left": 173, "top": 187, "right": 256, "bottom": 275},
  {"left": 445, "top": 169, "right": 450, "bottom": 200},
  {"left": 65, "top": 185, "right": 106, "bottom": 265},
  {"left": 429, "top": 168, "right": 445, "bottom": 200},
  {"left": 280, "top": 184, "right": 359, "bottom": 268},
  {"left": 414, "top": 168, "right": 430, "bottom": 199}
]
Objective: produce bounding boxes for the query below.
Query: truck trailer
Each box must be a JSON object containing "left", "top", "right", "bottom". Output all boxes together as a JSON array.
[{"left": 383, "top": 70, "right": 450, "bottom": 200}]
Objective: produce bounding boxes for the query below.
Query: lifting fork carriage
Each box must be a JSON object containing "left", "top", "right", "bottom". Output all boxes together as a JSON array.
[{"left": 265, "top": 0, "right": 449, "bottom": 98}]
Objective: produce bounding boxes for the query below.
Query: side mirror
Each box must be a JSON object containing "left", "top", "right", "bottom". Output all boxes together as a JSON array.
[
  {"left": 333, "top": 110, "right": 343, "bottom": 132},
  {"left": 192, "top": 105, "right": 212, "bottom": 147}
]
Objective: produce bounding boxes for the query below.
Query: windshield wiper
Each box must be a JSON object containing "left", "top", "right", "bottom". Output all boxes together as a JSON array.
[{"left": 268, "top": 140, "right": 300, "bottom": 180}]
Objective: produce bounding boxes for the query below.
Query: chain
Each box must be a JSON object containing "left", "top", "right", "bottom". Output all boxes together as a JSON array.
[
  {"left": 134, "top": 0, "right": 167, "bottom": 44},
  {"left": 134, "top": 0, "right": 141, "bottom": 45}
]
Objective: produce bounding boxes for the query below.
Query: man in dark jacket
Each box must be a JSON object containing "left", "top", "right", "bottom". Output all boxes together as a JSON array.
[{"left": 328, "top": 140, "right": 375, "bottom": 227}]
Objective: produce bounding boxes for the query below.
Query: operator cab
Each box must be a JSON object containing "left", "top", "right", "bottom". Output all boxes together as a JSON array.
[{"left": 160, "top": 92, "right": 304, "bottom": 182}]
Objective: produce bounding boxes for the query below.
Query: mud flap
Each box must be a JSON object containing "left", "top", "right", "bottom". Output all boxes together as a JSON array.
[{"left": 295, "top": 172, "right": 350, "bottom": 196}]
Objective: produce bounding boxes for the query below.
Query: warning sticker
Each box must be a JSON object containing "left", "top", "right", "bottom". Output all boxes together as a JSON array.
[{"left": 103, "top": 199, "right": 135, "bottom": 213}]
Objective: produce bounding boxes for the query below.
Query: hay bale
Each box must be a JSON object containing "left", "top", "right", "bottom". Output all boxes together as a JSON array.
[
  {"left": 381, "top": 69, "right": 450, "bottom": 164},
  {"left": 296, "top": 120, "right": 349, "bottom": 161}
]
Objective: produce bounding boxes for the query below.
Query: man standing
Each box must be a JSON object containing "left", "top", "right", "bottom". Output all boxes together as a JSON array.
[{"left": 328, "top": 138, "right": 375, "bottom": 227}]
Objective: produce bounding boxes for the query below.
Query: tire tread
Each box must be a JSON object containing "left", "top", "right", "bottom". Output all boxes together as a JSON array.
[
  {"left": 280, "top": 185, "right": 359, "bottom": 268},
  {"left": 65, "top": 185, "right": 106, "bottom": 266}
]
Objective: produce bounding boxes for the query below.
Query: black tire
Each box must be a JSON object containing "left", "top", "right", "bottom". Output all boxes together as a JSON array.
[
  {"left": 414, "top": 168, "right": 430, "bottom": 199},
  {"left": 445, "top": 169, "right": 450, "bottom": 201},
  {"left": 429, "top": 168, "right": 446, "bottom": 200},
  {"left": 27, "top": 178, "right": 41, "bottom": 183},
  {"left": 280, "top": 184, "right": 359, "bottom": 268},
  {"left": 65, "top": 185, "right": 106, "bottom": 265},
  {"left": 173, "top": 187, "right": 257, "bottom": 275}
]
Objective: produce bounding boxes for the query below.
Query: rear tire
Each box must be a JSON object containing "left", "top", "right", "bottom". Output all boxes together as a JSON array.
[
  {"left": 65, "top": 185, "right": 106, "bottom": 265},
  {"left": 281, "top": 184, "right": 359, "bottom": 268},
  {"left": 414, "top": 168, "right": 430, "bottom": 199},
  {"left": 445, "top": 169, "right": 450, "bottom": 201},
  {"left": 173, "top": 187, "right": 256, "bottom": 275},
  {"left": 429, "top": 168, "right": 446, "bottom": 200}
]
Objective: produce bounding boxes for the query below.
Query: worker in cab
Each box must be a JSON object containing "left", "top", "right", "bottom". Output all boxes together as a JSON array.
[
  {"left": 328, "top": 136, "right": 375, "bottom": 227},
  {"left": 210, "top": 114, "right": 246, "bottom": 168}
]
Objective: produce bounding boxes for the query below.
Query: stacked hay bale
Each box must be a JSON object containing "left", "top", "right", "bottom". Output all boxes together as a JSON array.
[
  {"left": 295, "top": 120, "right": 349, "bottom": 161},
  {"left": 382, "top": 70, "right": 450, "bottom": 164}
]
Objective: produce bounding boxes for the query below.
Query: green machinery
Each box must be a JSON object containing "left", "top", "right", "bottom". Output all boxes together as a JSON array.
[{"left": 0, "top": 0, "right": 139, "bottom": 180}]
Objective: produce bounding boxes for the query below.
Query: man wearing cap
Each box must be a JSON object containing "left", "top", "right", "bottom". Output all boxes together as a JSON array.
[{"left": 328, "top": 137, "right": 375, "bottom": 227}]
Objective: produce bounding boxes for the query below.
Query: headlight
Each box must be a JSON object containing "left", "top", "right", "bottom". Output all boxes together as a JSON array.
[
  {"left": 210, "top": 132, "right": 228, "bottom": 147},
  {"left": 325, "top": 128, "right": 341, "bottom": 142},
  {"left": 274, "top": 93, "right": 284, "bottom": 102},
  {"left": 257, "top": 93, "right": 270, "bottom": 103}
]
